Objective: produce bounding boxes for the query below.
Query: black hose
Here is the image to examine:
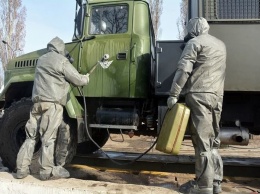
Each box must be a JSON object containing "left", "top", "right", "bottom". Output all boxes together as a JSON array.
[{"left": 78, "top": 86, "right": 158, "bottom": 166}]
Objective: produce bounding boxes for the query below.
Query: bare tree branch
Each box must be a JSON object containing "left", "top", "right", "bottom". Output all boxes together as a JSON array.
[
  {"left": 147, "top": 0, "right": 163, "bottom": 40},
  {"left": 0, "top": 0, "right": 26, "bottom": 85},
  {"left": 177, "top": 0, "right": 188, "bottom": 39}
]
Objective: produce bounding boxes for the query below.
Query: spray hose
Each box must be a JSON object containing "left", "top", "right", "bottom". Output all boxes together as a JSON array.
[{"left": 77, "top": 87, "right": 158, "bottom": 166}]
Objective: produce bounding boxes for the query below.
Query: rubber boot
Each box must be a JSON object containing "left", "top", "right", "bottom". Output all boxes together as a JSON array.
[
  {"left": 213, "top": 181, "right": 222, "bottom": 194},
  {"left": 52, "top": 166, "right": 70, "bottom": 179},
  {"left": 179, "top": 180, "right": 213, "bottom": 194},
  {"left": 16, "top": 168, "right": 30, "bottom": 179}
]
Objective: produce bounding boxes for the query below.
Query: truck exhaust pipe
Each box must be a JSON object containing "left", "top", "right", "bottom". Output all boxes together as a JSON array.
[{"left": 219, "top": 127, "right": 249, "bottom": 145}]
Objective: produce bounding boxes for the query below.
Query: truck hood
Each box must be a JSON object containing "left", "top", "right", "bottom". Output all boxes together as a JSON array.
[{"left": 6, "top": 49, "right": 47, "bottom": 70}]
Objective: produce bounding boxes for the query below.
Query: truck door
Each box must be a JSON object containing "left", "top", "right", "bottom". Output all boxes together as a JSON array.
[
  {"left": 155, "top": 41, "right": 184, "bottom": 96},
  {"left": 81, "top": 2, "right": 133, "bottom": 98}
]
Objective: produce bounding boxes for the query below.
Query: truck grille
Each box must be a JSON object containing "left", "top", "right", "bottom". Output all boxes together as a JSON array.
[
  {"left": 15, "top": 59, "right": 38, "bottom": 68},
  {"left": 205, "top": 0, "right": 260, "bottom": 21}
]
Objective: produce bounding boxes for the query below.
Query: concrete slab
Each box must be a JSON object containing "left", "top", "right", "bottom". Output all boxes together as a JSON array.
[
  {"left": 0, "top": 157, "right": 177, "bottom": 194},
  {"left": 0, "top": 172, "right": 178, "bottom": 194}
]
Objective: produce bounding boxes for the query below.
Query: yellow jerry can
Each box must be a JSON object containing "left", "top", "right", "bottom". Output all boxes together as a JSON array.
[{"left": 156, "top": 103, "right": 190, "bottom": 155}]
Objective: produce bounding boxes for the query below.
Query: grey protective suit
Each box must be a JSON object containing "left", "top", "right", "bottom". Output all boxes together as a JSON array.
[
  {"left": 16, "top": 37, "right": 89, "bottom": 178},
  {"left": 169, "top": 18, "right": 226, "bottom": 189}
]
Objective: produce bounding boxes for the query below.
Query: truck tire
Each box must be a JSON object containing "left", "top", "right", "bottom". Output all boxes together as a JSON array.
[
  {"left": 77, "top": 128, "right": 109, "bottom": 154},
  {"left": 0, "top": 98, "right": 77, "bottom": 173}
]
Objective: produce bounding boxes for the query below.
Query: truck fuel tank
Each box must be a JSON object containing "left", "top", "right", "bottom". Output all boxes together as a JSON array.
[{"left": 96, "top": 108, "right": 139, "bottom": 126}]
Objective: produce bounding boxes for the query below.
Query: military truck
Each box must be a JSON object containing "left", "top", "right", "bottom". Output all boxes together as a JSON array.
[{"left": 0, "top": 0, "right": 258, "bottom": 171}]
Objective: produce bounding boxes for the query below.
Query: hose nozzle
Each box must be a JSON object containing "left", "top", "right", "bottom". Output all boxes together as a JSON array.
[{"left": 88, "top": 54, "right": 113, "bottom": 74}]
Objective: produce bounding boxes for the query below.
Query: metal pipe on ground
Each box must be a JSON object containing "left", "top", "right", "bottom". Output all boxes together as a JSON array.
[
  {"left": 184, "top": 127, "right": 249, "bottom": 145},
  {"left": 219, "top": 127, "right": 249, "bottom": 145}
]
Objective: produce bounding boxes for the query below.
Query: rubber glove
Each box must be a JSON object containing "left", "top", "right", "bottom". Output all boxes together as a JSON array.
[
  {"left": 85, "top": 73, "right": 90, "bottom": 83},
  {"left": 167, "top": 96, "right": 178, "bottom": 109}
]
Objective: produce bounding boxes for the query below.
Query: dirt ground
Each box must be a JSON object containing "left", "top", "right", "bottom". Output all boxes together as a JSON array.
[
  {"left": 66, "top": 164, "right": 260, "bottom": 193},
  {"left": 84, "top": 133, "right": 260, "bottom": 193},
  {"left": 103, "top": 133, "right": 260, "bottom": 158},
  {"left": 0, "top": 134, "right": 260, "bottom": 193}
]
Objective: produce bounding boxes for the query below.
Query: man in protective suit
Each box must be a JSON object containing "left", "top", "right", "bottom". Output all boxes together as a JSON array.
[
  {"left": 167, "top": 17, "right": 226, "bottom": 194},
  {"left": 16, "top": 36, "right": 90, "bottom": 180}
]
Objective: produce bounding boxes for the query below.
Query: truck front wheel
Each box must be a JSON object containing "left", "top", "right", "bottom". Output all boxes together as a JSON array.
[{"left": 0, "top": 98, "right": 77, "bottom": 172}]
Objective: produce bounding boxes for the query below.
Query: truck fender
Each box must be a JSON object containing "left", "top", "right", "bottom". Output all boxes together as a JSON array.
[
  {"left": 0, "top": 74, "right": 34, "bottom": 101},
  {"left": 65, "top": 88, "right": 84, "bottom": 119}
]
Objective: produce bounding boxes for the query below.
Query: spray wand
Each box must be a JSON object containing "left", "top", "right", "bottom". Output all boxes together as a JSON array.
[{"left": 88, "top": 54, "right": 113, "bottom": 74}]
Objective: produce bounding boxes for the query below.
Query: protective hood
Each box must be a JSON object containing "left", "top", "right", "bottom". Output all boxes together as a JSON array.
[
  {"left": 47, "top": 36, "right": 65, "bottom": 56},
  {"left": 186, "top": 17, "right": 210, "bottom": 38}
]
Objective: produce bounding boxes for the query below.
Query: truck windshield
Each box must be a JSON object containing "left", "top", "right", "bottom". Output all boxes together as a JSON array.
[{"left": 90, "top": 5, "right": 128, "bottom": 35}]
